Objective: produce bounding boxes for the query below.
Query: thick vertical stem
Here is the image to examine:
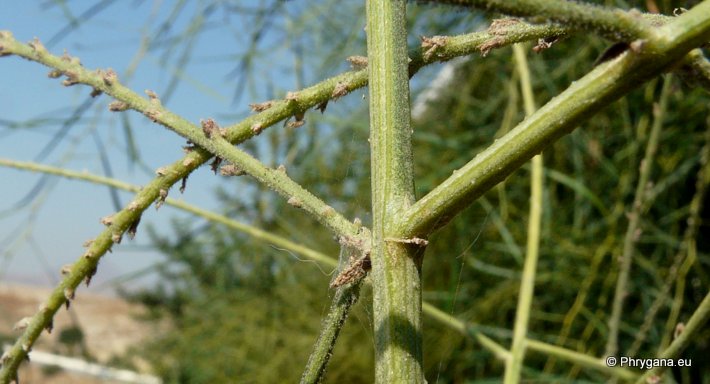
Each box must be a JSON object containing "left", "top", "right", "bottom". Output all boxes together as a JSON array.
[{"left": 366, "top": 0, "right": 423, "bottom": 382}]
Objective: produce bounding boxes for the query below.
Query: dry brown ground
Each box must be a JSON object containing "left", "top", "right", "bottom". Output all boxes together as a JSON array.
[{"left": 0, "top": 283, "right": 159, "bottom": 384}]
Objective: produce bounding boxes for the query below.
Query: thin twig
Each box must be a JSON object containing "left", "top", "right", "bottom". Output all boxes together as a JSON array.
[
  {"left": 636, "top": 289, "right": 710, "bottom": 383},
  {"left": 605, "top": 75, "right": 673, "bottom": 358},
  {"left": 504, "top": 43, "right": 543, "bottom": 384}
]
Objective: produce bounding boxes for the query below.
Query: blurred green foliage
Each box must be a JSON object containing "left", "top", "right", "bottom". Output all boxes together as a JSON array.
[{"left": 124, "top": 1, "right": 709, "bottom": 383}]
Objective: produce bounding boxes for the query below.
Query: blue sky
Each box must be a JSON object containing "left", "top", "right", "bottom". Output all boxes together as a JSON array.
[
  {"left": 0, "top": 1, "right": 335, "bottom": 292},
  {"left": 0, "top": 1, "right": 465, "bottom": 293}
]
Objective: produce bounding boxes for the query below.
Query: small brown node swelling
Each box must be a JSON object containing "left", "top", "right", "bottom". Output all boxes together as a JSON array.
[
  {"left": 219, "top": 164, "right": 244, "bottom": 176},
  {"left": 346, "top": 55, "right": 368, "bottom": 69},
  {"left": 331, "top": 81, "right": 349, "bottom": 99},
  {"left": 251, "top": 122, "right": 264, "bottom": 135},
  {"left": 201, "top": 118, "right": 221, "bottom": 138},
  {"left": 156, "top": 188, "right": 168, "bottom": 210},
  {"left": 330, "top": 255, "right": 371, "bottom": 288},
  {"left": 249, "top": 100, "right": 274, "bottom": 112},
  {"left": 100, "top": 215, "right": 114, "bottom": 226},
  {"left": 421, "top": 35, "right": 447, "bottom": 60},
  {"left": 101, "top": 68, "right": 118, "bottom": 85},
  {"left": 144, "top": 109, "right": 161, "bottom": 122},
  {"left": 532, "top": 37, "right": 559, "bottom": 53},
  {"left": 487, "top": 18, "right": 520, "bottom": 35},
  {"left": 287, "top": 196, "right": 303, "bottom": 208},
  {"left": 108, "top": 101, "right": 129, "bottom": 111}
]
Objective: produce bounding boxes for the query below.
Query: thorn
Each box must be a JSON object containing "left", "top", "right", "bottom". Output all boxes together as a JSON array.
[
  {"left": 180, "top": 175, "right": 188, "bottom": 193},
  {"left": 45, "top": 319, "right": 54, "bottom": 334},
  {"left": 85, "top": 266, "right": 97, "bottom": 287},
  {"left": 182, "top": 143, "right": 196, "bottom": 153},
  {"left": 210, "top": 157, "right": 223, "bottom": 174},
  {"left": 127, "top": 216, "right": 141, "bottom": 239},
  {"left": 60, "top": 264, "right": 72, "bottom": 275},
  {"left": 316, "top": 100, "right": 328, "bottom": 113},
  {"left": 64, "top": 286, "right": 75, "bottom": 301}
]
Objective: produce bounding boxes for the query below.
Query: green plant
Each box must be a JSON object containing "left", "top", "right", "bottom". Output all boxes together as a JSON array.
[{"left": 1, "top": 1, "right": 710, "bottom": 383}]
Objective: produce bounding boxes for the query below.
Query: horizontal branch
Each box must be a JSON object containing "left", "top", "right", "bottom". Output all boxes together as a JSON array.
[
  {"left": 396, "top": 2, "right": 710, "bottom": 238},
  {"left": 418, "top": 0, "right": 655, "bottom": 41}
]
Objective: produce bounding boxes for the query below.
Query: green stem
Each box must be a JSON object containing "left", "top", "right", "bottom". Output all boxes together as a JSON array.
[
  {"left": 418, "top": 0, "right": 655, "bottom": 41},
  {"left": 395, "top": 2, "right": 710, "bottom": 238},
  {"left": 605, "top": 75, "right": 672, "bottom": 358},
  {"left": 366, "top": 1, "right": 423, "bottom": 382},
  {"left": 636, "top": 290, "right": 710, "bottom": 383},
  {"left": 504, "top": 43, "right": 543, "bottom": 384},
  {"left": 300, "top": 282, "right": 363, "bottom": 384}
]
